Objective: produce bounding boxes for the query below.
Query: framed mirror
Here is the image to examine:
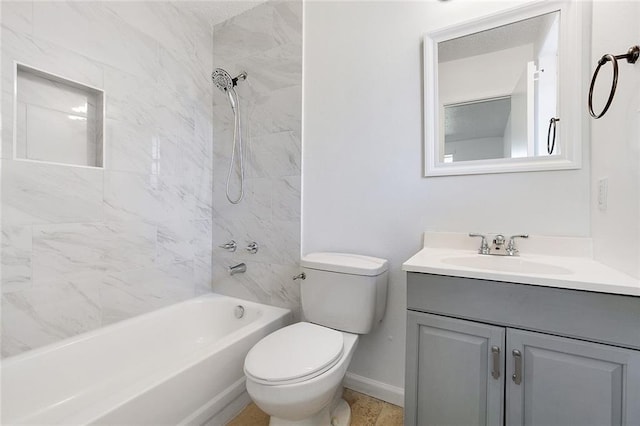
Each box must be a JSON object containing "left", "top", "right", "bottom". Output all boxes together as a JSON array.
[{"left": 424, "top": 1, "right": 588, "bottom": 177}]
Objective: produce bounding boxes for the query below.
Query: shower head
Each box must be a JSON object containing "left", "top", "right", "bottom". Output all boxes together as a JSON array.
[
  {"left": 213, "top": 68, "right": 247, "bottom": 113},
  {"left": 212, "top": 68, "right": 247, "bottom": 92},
  {"left": 212, "top": 68, "right": 234, "bottom": 92}
]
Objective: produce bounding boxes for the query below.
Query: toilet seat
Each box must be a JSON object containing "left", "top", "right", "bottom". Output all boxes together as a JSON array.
[{"left": 244, "top": 322, "right": 344, "bottom": 386}]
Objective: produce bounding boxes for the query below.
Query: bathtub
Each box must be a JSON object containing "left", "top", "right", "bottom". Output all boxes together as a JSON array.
[{"left": 1, "top": 294, "right": 291, "bottom": 425}]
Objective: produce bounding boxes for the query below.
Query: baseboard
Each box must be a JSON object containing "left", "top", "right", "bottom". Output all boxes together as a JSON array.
[{"left": 343, "top": 372, "right": 404, "bottom": 407}]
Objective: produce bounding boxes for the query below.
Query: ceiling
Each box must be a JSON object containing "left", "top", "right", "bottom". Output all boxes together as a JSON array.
[
  {"left": 176, "top": 0, "right": 267, "bottom": 27},
  {"left": 439, "top": 11, "right": 558, "bottom": 63}
]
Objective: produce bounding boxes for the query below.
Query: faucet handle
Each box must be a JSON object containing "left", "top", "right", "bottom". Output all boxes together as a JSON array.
[
  {"left": 219, "top": 240, "right": 237, "bottom": 252},
  {"left": 508, "top": 234, "right": 529, "bottom": 244},
  {"left": 469, "top": 233, "right": 490, "bottom": 254},
  {"left": 507, "top": 234, "right": 529, "bottom": 255}
]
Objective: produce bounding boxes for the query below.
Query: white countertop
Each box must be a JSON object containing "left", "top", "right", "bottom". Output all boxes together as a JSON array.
[{"left": 402, "top": 233, "right": 640, "bottom": 297}]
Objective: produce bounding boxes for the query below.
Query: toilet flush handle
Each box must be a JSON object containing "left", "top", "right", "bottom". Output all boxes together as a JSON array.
[{"left": 292, "top": 272, "right": 306, "bottom": 281}]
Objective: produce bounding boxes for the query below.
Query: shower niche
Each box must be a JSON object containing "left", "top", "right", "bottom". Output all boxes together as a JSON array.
[{"left": 15, "top": 63, "right": 105, "bottom": 168}]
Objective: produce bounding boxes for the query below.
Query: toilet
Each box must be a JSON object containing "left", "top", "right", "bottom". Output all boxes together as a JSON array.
[{"left": 244, "top": 252, "right": 389, "bottom": 426}]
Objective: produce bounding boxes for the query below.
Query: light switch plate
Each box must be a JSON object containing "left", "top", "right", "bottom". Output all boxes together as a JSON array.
[{"left": 597, "top": 177, "right": 608, "bottom": 211}]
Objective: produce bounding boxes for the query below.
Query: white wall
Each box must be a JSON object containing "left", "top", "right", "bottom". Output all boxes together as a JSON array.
[
  {"left": 303, "top": 0, "right": 591, "bottom": 394},
  {"left": 590, "top": 1, "right": 640, "bottom": 279}
]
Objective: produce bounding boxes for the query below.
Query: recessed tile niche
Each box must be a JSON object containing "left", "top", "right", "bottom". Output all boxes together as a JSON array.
[{"left": 15, "top": 64, "right": 104, "bottom": 168}]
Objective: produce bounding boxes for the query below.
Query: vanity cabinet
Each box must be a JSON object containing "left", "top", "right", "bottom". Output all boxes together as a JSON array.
[
  {"left": 405, "top": 273, "right": 640, "bottom": 426},
  {"left": 406, "top": 312, "right": 504, "bottom": 426},
  {"left": 506, "top": 328, "right": 639, "bottom": 426}
]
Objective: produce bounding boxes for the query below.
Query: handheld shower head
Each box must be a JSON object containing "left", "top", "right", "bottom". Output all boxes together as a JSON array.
[
  {"left": 212, "top": 67, "right": 248, "bottom": 204},
  {"left": 212, "top": 68, "right": 248, "bottom": 92},
  {"left": 212, "top": 68, "right": 247, "bottom": 113},
  {"left": 212, "top": 68, "right": 234, "bottom": 92},
  {"left": 226, "top": 88, "right": 237, "bottom": 112}
]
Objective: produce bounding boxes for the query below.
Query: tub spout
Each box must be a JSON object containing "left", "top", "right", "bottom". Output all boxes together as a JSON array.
[{"left": 228, "top": 263, "right": 247, "bottom": 276}]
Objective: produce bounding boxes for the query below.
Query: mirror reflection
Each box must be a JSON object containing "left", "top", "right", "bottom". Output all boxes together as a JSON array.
[{"left": 438, "top": 11, "right": 559, "bottom": 163}]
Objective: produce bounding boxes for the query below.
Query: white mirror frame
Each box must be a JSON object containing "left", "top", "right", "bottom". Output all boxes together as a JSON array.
[{"left": 424, "top": 0, "right": 589, "bottom": 177}]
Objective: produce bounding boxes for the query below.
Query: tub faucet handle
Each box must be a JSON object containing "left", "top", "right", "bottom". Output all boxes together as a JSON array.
[
  {"left": 219, "top": 240, "right": 237, "bottom": 252},
  {"left": 246, "top": 242, "right": 259, "bottom": 254}
]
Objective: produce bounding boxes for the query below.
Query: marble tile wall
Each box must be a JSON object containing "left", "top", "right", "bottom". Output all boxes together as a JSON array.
[
  {"left": 211, "top": 1, "right": 303, "bottom": 318},
  {"left": 0, "top": 1, "right": 214, "bottom": 357}
]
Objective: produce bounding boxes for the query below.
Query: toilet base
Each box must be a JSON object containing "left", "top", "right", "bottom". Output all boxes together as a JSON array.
[
  {"left": 330, "top": 399, "right": 351, "bottom": 426},
  {"left": 269, "top": 406, "right": 330, "bottom": 426},
  {"left": 268, "top": 398, "right": 351, "bottom": 426}
]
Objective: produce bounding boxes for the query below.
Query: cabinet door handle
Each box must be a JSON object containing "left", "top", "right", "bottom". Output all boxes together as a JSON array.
[
  {"left": 491, "top": 346, "right": 501, "bottom": 379},
  {"left": 512, "top": 349, "right": 522, "bottom": 385}
]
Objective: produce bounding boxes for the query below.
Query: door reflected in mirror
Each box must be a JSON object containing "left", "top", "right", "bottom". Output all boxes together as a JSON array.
[
  {"left": 444, "top": 96, "right": 513, "bottom": 162},
  {"left": 439, "top": 11, "right": 559, "bottom": 163}
]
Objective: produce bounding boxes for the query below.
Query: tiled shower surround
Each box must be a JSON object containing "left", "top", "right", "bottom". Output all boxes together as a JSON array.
[
  {"left": 0, "top": 0, "right": 303, "bottom": 358},
  {"left": 0, "top": 2, "right": 215, "bottom": 357},
  {"left": 210, "top": 2, "right": 303, "bottom": 317}
]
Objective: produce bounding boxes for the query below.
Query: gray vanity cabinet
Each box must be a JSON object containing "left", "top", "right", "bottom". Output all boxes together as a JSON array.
[
  {"left": 506, "top": 329, "right": 640, "bottom": 426},
  {"left": 405, "top": 312, "right": 504, "bottom": 426},
  {"left": 405, "top": 273, "right": 640, "bottom": 426}
]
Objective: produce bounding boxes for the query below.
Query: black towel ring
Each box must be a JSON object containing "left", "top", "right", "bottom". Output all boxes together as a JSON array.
[
  {"left": 547, "top": 117, "right": 559, "bottom": 155},
  {"left": 588, "top": 45, "right": 639, "bottom": 119}
]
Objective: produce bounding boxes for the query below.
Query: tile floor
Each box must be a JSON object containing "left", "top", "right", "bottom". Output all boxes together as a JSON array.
[{"left": 227, "top": 388, "right": 403, "bottom": 425}]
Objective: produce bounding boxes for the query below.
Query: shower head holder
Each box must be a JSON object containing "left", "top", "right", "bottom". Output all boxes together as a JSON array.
[{"left": 232, "top": 71, "right": 248, "bottom": 86}]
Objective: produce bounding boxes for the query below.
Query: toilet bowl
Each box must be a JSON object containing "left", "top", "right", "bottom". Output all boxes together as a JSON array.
[
  {"left": 243, "top": 253, "right": 389, "bottom": 425},
  {"left": 245, "top": 322, "right": 358, "bottom": 425}
]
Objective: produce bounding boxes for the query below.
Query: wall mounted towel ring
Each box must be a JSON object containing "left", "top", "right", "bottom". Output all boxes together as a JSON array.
[
  {"left": 547, "top": 117, "right": 560, "bottom": 154},
  {"left": 588, "top": 45, "right": 639, "bottom": 119}
]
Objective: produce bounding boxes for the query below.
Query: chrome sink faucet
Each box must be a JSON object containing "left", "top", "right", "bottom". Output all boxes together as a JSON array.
[
  {"left": 469, "top": 233, "right": 490, "bottom": 254},
  {"left": 492, "top": 234, "right": 506, "bottom": 253},
  {"left": 469, "top": 233, "right": 529, "bottom": 256}
]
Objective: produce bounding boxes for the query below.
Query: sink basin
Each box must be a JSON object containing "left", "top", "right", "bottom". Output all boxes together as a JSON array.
[{"left": 442, "top": 256, "right": 572, "bottom": 275}]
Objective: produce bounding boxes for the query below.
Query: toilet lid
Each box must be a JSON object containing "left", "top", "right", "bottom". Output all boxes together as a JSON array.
[{"left": 244, "top": 322, "right": 344, "bottom": 385}]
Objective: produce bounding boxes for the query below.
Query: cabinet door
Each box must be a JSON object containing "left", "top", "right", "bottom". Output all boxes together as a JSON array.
[
  {"left": 506, "top": 328, "right": 640, "bottom": 426},
  {"left": 405, "top": 312, "right": 505, "bottom": 426}
]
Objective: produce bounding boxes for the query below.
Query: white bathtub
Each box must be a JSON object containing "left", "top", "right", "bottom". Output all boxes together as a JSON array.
[{"left": 1, "top": 293, "right": 291, "bottom": 425}]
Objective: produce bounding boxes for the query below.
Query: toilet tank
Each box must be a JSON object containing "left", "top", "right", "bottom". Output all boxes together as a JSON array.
[{"left": 300, "top": 253, "right": 388, "bottom": 334}]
